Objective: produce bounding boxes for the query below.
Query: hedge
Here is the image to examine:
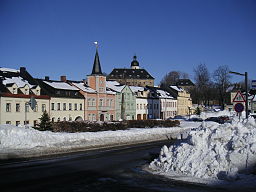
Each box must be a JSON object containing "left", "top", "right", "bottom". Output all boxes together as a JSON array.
[{"left": 52, "top": 120, "right": 180, "bottom": 133}]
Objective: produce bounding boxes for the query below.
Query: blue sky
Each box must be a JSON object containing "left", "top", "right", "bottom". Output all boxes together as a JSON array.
[{"left": 0, "top": 0, "right": 255, "bottom": 84}]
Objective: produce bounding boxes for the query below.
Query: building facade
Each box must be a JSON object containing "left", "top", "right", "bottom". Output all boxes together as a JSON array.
[{"left": 107, "top": 56, "right": 154, "bottom": 87}]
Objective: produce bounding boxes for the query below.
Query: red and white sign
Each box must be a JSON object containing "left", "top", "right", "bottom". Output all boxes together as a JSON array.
[{"left": 233, "top": 91, "right": 245, "bottom": 103}]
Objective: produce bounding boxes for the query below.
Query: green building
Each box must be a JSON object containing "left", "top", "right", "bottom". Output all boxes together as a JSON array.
[{"left": 106, "top": 81, "right": 136, "bottom": 120}]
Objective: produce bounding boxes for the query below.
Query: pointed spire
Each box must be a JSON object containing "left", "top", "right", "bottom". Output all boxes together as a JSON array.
[{"left": 91, "top": 42, "right": 103, "bottom": 75}]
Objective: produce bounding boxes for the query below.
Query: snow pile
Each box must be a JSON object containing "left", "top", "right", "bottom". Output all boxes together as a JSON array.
[
  {"left": 0, "top": 124, "right": 192, "bottom": 158},
  {"left": 149, "top": 117, "right": 256, "bottom": 182}
]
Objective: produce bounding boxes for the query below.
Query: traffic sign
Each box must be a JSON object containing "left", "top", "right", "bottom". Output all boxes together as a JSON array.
[
  {"left": 252, "top": 80, "right": 256, "bottom": 89},
  {"left": 233, "top": 91, "right": 245, "bottom": 102},
  {"left": 28, "top": 97, "right": 37, "bottom": 110},
  {"left": 234, "top": 103, "right": 244, "bottom": 113}
]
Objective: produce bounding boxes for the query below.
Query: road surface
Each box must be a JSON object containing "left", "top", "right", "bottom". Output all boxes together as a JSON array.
[{"left": 0, "top": 140, "right": 229, "bottom": 192}]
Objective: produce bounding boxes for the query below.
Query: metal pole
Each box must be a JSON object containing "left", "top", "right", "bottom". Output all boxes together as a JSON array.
[{"left": 245, "top": 72, "right": 249, "bottom": 119}]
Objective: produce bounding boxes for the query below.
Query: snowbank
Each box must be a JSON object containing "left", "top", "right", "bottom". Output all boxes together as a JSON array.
[
  {"left": 0, "top": 123, "right": 195, "bottom": 159},
  {"left": 149, "top": 117, "right": 256, "bottom": 186}
]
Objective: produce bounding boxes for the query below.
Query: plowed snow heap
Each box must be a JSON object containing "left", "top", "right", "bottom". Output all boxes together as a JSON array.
[{"left": 150, "top": 117, "right": 256, "bottom": 181}]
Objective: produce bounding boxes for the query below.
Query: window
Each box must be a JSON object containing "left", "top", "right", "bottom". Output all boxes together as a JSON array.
[
  {"left": 69, "top": 103, "right": 72, "bottom": 110},
  {"left": 57, "top": 103, "right": 61, "bottom": 111},
  {"left": 74, "top": 103, "right": 78, "bottom": 111},
  {"left": 25, "top": 89, "right": 28, "bottom": 95},
  {"left": 63, "top": 103, "right": 66, "bottom": 111},
  {"left": 106, "top": 99, "right": 109, "bottom": 106},
  {"left": 92, "top": 99, "right": 96, "bottom": 106},
  {"left": 140, "top": 104, "right": 142, "bottom": 110},
  {"left": 69, "top": 117, "right": 72, "bottom": 121},
  {"left": 16, "top": 103, "right": 20, "bottom": 112},
  {"left": 99, "top": 99, "right": 103, "bottom": 106},
  {"left": 80, "top": 103, "right": 83, "bottom": 110},
  {"left": 51, "top": 103, "right": 55, "bottom": 110},
  {"left": 52, "top": 118, "right": 55, "bottom": 122},
  {"left": 63, "top": 117, "right": 66, "bottom": 121},
  {"left": 13, "top": 88, "right": 16, "bottom": 94},
  {"left": 42, "top": 104, "right": 46, "bottom": 112},
  {"left": 33, "top": 120, "right": 38, "bottom": 127},
  {"left": 6, "top": 121, "right": 11, "bottom": 125},
  {"left": 6, "top": 103, "right": 11, "bottom": 112},
  {"left": 25, "top": 103, "right": 29, "bottom": 112},
  {"left": 16, "top": 121, "right": 20, "bottom": 126},
  {"left": 137, "top": 104, "right": 139, "bottom": 110},
  {"left": 34, "top": 104, "right": 38, "bottom": 112},
  {"left": 88, "top": 99, "right": 91, "bottom": 106},
  {"left": 24, "top": 120, "right": 29, "bottom": 125}
]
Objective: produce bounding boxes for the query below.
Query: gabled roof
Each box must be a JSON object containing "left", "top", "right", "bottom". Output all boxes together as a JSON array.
[
  {"left": 176, "top": 79, "right": 194, "bottom": 86},
  {"left": 71, "top": 82, "right": 97, "bottom": 93},
  {"left": 43, "top": 81, "right": 79, "bottom": 91},
  {"left": 107, "top": 68, "right": 154, "bottom": 80}
]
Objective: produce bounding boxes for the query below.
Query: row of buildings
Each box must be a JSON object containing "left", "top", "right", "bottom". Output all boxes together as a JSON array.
[{"left": 0, "top": 49, "right": 193, "bottom": 126}]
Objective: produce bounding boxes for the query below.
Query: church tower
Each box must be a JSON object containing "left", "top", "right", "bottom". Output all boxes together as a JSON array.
[{"left": 87, "top": 45, "right": 106, "bottom": 93}]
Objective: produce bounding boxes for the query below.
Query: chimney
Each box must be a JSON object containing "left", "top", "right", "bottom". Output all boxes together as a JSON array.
[
  {"left": 20, "top": 67, "right": 26, "bottom": 74},
  {"left": 60, "top": 76, "right": 67, "bottom": 82},
  {"left": 45, "top": 76, "right": 50, "bottom": 81}
]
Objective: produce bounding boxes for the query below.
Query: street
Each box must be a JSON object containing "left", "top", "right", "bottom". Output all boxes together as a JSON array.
[{"left": 0, "top": 140, "right": 231, "bottom": 192}]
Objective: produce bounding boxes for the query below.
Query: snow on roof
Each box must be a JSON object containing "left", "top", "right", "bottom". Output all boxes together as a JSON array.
[
  {"left": 129, "top": 86, "right": 145, "bottom": 93},
  {"left": 0, "top": 67, "right": 19, "bottom": 73},
  {"left": 44, "top": 81, "right": 79, "bottom": 91},
  {"left": 170, "top": 86, "right": 184, "bottom": 92},
  {"left": 156, "top": 89, "right": 174, "bottom": 99},
  {"left": 106, "top": 81, "right": 124, "bottom": 92},
  {"left": 3, "top": 77, "right": 33, "bottom": 88},
  {"left": 72, "top": 82, "right": 96, "bottom": 93}
]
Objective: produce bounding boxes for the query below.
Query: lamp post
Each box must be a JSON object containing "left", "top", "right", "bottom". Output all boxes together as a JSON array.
[{"left": 229, "top": 71, "right": 248, "bottom": 119}]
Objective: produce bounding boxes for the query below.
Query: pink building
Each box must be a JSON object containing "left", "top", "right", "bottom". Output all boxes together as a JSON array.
[{"left": 72, "top": 48, "right": 116, "bottom": 121}]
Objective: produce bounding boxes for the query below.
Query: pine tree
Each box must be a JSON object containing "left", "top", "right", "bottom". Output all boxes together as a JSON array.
[
  {"left": 38, "top": 111, "right": 52, "bottom": 131},
  {"left": 195, "top": 107, "right": 201, "bottom": 116}
]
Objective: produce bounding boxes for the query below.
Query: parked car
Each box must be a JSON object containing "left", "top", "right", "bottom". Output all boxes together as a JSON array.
[
  {"left": 167, "top": 115, "right": 187, "bottom": 120},
  {"left": 205, "top": 116, "right": 231, "bottom": 124},
  {"left": 188, "top": 117, "right": 203, "bottom": 122}
]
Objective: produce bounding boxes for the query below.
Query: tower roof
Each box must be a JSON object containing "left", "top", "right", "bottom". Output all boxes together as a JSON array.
[
  {"left": 91, "top": 49, "right": 103, "bottom": 75},
  {"left": 131, "top": 55, "right": 139, "bottom": 67}
]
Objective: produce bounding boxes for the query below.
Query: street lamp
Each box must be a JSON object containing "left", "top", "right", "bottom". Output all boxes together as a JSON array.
[{"left": 229, "top": 71, "right": 249, "bottom": 119}]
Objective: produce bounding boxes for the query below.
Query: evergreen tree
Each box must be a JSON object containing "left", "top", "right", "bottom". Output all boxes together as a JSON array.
[
  {"left": 38, "top": 111, "right": 52, "bottom": 131},
  {"left": 195, "top": 107, "right": 201, "bottom": 116}
]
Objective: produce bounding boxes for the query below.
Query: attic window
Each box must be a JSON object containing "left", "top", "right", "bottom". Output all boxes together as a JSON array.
[
  {"left": 147, "top": 75, "right": 149, "bottom": 78},
  {"left": 124, "top": 70, "right": 126, "bottom": 73},
  {"left": 137, "top": 75, "right": 140, "bottom": 77},
  {"left": 141, "top": 71, "right": 143, "bottom": 73},
  {"left": 111, "top": 74, "right": 114, "bottom": 77},
  {"left": 132, "top": 71, "right": 135, "bottom": 73},
  {"left": 115, "top": 70, "right": 118, "bottom": 73},
  {"left": 129, "top": 75, "right": 132, "bottom": 77}
]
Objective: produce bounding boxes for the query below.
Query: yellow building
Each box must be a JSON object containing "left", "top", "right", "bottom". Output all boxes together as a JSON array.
[{"left": 170, "top": 86, "right": 192, "bottom": 116}]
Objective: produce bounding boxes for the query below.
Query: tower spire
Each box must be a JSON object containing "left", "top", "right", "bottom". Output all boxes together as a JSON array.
[{"left": 91, "top": 42, "right": 103, "bottom": 75}]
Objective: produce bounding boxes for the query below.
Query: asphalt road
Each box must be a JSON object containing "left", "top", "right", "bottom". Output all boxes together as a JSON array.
[{"left": 0, "top": 140, "right": 237, "bottom": 192}]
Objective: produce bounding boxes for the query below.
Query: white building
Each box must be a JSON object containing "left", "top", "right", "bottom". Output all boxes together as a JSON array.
[{"left": 0, "top": 67, "right": 50, "bottom": 126}]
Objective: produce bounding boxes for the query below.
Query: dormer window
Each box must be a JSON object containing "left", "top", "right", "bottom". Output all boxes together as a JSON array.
[
  {"left": 25, "top": 89, "right": 28, "bottom": 95},
  {"left": 13, "top": 88, "right": 16, "bottom": 94}
]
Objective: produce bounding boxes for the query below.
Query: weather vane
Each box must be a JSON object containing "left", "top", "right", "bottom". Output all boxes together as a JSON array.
[{"left": 94, "top": 41, "right": 99, "bottom": 49}]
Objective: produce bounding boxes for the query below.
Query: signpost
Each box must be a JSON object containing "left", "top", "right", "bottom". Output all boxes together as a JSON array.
[
  {"left": 233, "top": 91, "right": 245, "bottom": 103},
  {"left": 234, "top": 103, "right": 244, "bottom": 120}
]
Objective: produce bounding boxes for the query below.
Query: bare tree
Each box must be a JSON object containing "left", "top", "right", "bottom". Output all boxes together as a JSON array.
[
  {"left": 213, "top": 65, "right": 231, "bottom": 109},
  {"left": 160, "top": 71, "right": 189, "bottom": 88},
  {"left": 193, "top": 63, "right": 211, "bottom": 105}
]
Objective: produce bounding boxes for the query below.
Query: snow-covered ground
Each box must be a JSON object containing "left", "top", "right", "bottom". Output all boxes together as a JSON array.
[
  {"left": 0, "top": 121, "right": 198, "bottom": 159},
  {"left": 149, "top": 114, "right": 256, "bottom": 189}
]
